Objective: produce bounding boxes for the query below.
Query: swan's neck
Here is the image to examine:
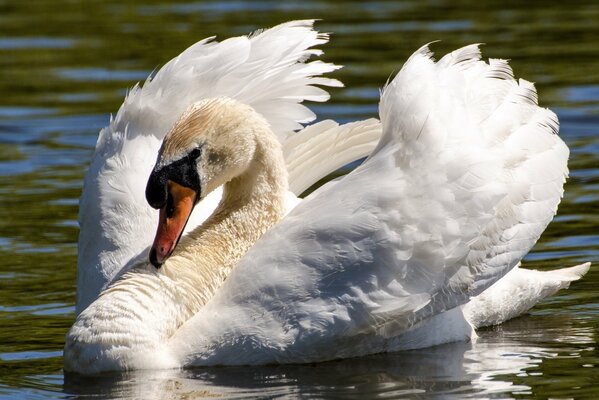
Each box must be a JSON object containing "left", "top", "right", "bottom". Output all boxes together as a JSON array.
[
  {"left": 162, "top": 128, "right": 289, "bottom": 305},
  {"left": 67, "top": 125, "right": 289, "bottom": 359}
]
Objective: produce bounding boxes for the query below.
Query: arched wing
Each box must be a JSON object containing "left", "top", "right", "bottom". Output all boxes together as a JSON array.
[
  {"left": 77, "top": 20, "right": 342, "bottom": 314},
  {"left": 284, "top": 118, "right": 381, "bottom": 195},
  {"left": 173, "top": 44, "right": 569, "bottom": 365}
]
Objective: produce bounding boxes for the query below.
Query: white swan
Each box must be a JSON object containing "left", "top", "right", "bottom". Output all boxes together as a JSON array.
[
  {"left": 75, "top": 20, "right": 381, "bottom": 314},
  {"left": 66, "top": 21, "right": 589, "bottom": 374}
]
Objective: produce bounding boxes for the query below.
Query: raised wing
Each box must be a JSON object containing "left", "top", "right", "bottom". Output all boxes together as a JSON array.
[
  {"left": 284, "top": 118, "right": 381, "bottom": 195},
  {"left": 172, "top": 44, "right": 569, "bottom": 365},
  {"left": 76, "top": 20, "right": 342, "bottom": 314}
]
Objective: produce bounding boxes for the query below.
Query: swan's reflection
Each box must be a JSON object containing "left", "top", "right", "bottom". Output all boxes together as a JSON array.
[{"left": 63, "top": 314, "right": 595, "bottom": 399}]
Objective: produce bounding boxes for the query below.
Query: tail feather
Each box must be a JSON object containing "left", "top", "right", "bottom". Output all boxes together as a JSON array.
[
  {"left": 549, "top": 262, "right": 591, "bottom": 283},
  {"left": 463, "top": 262, "right": 590, "bottom": 329}
]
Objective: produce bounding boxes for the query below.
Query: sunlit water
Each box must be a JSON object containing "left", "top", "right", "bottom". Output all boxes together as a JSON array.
[{"left": 1, "top": 1, "right": 598, "bottom": 398}]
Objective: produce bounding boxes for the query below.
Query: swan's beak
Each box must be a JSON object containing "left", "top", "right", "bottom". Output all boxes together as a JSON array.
[{"left": 150, "top": 181, "right": 197, "bottom": 268}]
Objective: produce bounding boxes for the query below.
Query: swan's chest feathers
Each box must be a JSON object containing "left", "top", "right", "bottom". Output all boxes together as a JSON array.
[{"left": 65, "top": 257, "right": 230, "bottom": 372}]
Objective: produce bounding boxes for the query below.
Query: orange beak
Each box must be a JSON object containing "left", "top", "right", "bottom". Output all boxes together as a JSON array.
[{"left": 149, "top": 180, "right": 197, "bottom": 268}]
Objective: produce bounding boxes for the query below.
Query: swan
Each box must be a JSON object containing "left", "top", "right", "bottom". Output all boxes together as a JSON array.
[
  {"left": 66, "top": 21, "right": 589, "bottom": 374},
  {"left": 75, "top": 20, "right": 381, "bottom": 314}
]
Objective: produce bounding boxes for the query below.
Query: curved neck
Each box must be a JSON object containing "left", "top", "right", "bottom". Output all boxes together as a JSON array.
[
  {"left": 161, "top": 126, "right": 288, "bottom": 308},
  {"left": 69, "top": 122, "right": 290, "bottom": 360}
]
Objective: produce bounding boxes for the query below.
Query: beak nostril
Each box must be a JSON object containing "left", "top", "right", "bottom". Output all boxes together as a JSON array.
[{"left": 166, "top": 191, "right": 175, "bottom": 218}]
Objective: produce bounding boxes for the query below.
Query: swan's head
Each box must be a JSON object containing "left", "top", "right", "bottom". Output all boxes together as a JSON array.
[{"left": 145, "top": 97, "right": 267, "bottom": 267}]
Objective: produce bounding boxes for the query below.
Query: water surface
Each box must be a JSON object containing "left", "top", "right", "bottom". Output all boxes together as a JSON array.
[{"left": 1, "top": 0, "right": 598, "bottom": 398}]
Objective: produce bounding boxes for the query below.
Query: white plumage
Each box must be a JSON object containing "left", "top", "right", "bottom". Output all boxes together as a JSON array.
[
  {"left": 76, "top": 20, "right": 343, "bottom": 313},
  {"left": 67, "top": 21, "right": 589, "bottom": 374}
]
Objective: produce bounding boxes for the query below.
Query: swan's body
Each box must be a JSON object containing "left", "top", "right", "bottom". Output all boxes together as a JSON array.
[{"left": 67, "top": 21, "right": 589, "bottom": 374}]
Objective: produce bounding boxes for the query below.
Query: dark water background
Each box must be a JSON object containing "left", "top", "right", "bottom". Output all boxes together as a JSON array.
[{"left": 1, "top": 0, "right": 598, "bottom": 398}]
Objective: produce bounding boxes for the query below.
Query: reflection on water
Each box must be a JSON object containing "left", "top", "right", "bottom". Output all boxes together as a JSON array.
[
  {"left": 60, "top": 316, "right": 597, "bottom": 399},
  {"left": 1, "top": 0, "right": 598, "bottom": 398}
]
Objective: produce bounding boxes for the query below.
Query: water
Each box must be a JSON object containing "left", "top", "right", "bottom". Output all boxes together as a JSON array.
[{"left": 1, "top": 0, "right": 598, "bottom": 398}]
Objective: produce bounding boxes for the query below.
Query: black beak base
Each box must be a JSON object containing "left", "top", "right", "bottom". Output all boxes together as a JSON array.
[{"left": 146, "top": 168, "right": 169, "bottom": 210}]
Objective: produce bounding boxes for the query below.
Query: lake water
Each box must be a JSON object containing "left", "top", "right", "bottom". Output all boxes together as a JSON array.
[{"left": 1, "top": 0, "right": 598, "bottom": 398}]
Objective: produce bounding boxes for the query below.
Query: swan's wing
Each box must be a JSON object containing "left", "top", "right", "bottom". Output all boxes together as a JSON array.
[
  {"left": 172, "top": 44, "right": 569, "bottom": 365},
  {"left": 77, "top": 20, "right": 342, "bottom": 314},
  {"left": 284, "top": 118, "right": 381, "bottom": 195}
]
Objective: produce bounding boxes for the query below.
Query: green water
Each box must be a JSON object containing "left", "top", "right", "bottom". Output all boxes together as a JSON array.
[{"left": 1, "top": 0, "right": 598, "bottom": 398}]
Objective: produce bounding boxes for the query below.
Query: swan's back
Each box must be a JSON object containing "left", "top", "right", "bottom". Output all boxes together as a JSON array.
[
  {"left": 76, "top": 20, "right": 343, "bottom": 314},
  {"left": 171, "top": 44, "right": 569, "bottom": 366}
]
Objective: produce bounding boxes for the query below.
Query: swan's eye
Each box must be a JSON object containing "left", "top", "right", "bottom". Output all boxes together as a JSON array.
[
  {"left": 166, "top": 191, "right": 175, "bottom": 218},
  {"left": 189, "top": 147, "right": 202, "bottom": 160}
]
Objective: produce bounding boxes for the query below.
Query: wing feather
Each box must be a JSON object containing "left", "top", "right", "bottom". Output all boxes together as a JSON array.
[
  {"left": 77, "top": 21, "right": 342, "bottom": 314},
  {"left": 177, "top": 44, "right": 569, "bottom": 364},
  {"left": 284, "top": 118, "right": 381, "bottom": 194}
]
